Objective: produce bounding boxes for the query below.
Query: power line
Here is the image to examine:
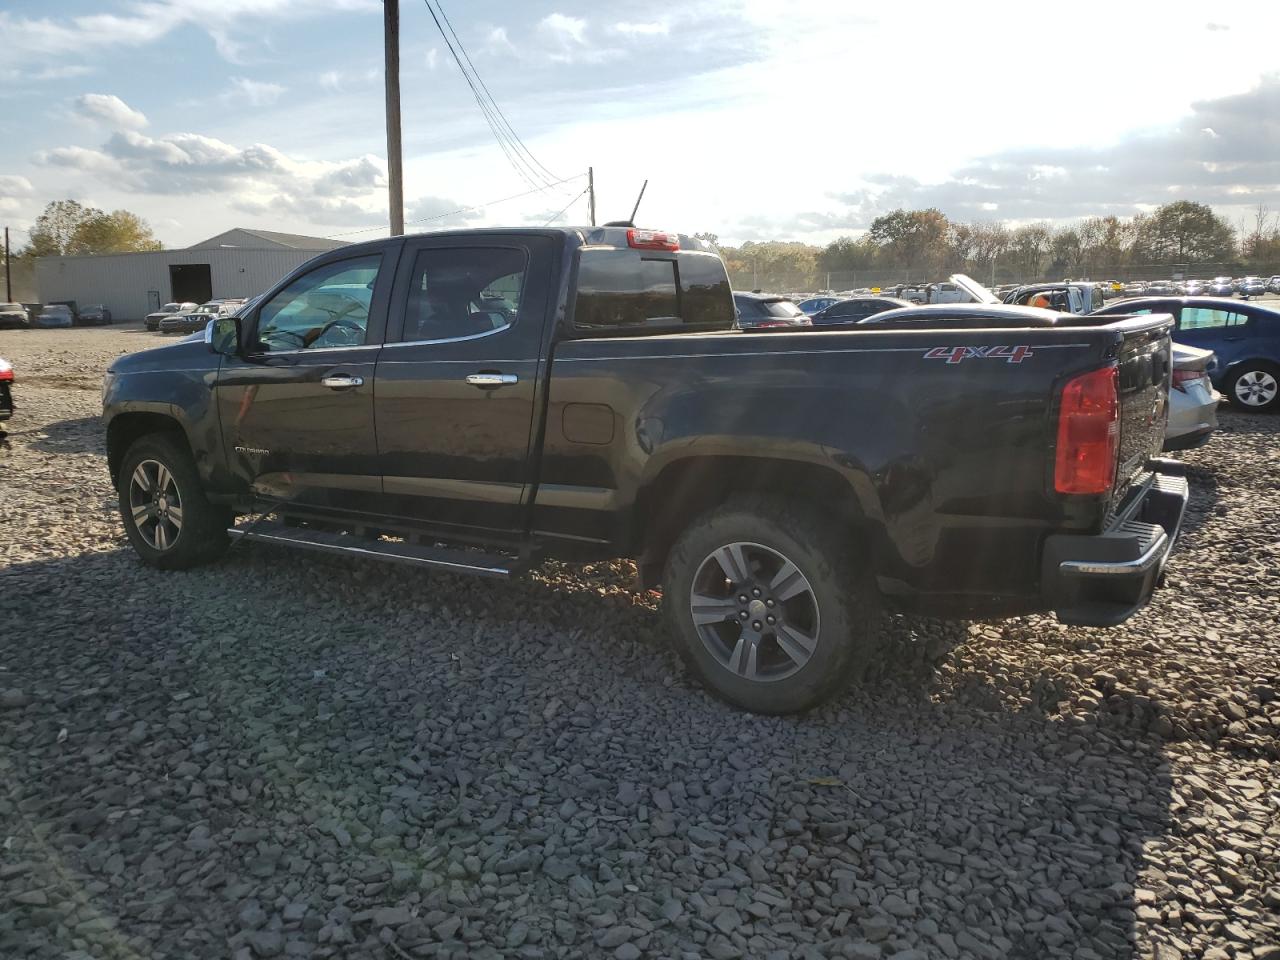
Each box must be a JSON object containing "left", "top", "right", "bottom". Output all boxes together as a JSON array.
[
  {"left": 421, "top": 0, "right": 559, "bottom": 192},
  {"left": 324, "top": 171, "right": 588, "bottom": 238},
  {"left": 431, "top": 0, "right": 561, "bottom": 186},
  {"left": 543, "top": 186, "right": 590, "bottom": 226}
]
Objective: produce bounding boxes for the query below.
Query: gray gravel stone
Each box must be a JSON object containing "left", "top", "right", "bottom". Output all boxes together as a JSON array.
[{"left": 3, "top": 327, "right": 1280, "bottom": 960}]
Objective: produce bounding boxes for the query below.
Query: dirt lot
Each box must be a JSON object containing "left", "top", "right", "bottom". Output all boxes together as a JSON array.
[{"left": 1, "top": 326, "right": 1277, "bottom": 960}]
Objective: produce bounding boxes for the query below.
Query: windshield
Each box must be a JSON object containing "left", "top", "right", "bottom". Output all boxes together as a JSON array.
[{"left": 193, "top": 305, "right": 219, "bottom": 315}]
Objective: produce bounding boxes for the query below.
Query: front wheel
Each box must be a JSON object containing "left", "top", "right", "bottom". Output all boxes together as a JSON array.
[
  {"left": 118, "top": 434, "right": 229, "bottom": 569},
  {"left": 662, "top": 495, "right": 882, "bottom": 714},
  {"left": 1225, "top": 363, "right": 1280, "bottom": 411}
]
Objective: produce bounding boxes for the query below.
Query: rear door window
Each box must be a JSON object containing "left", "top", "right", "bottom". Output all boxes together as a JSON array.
[{"left": 1179, "top": 308, "right": 1248, "bottom": 331}]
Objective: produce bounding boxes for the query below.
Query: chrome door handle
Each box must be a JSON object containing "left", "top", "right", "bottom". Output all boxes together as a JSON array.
[
  {"left": 320, "top": 375, "right": 364, "bottom": 390},
  {"left": 465, "top": 373, "right": 518, "bottom": 387}
]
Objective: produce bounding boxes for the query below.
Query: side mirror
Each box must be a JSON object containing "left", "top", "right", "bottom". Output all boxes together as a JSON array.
[{"left": 207, "top": 316, "right": 240, "bottom": 355}]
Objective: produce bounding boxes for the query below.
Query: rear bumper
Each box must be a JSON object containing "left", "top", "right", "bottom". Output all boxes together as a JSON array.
[{"left": 1042, "top": 463, "right": 1189, "bottom": 627}]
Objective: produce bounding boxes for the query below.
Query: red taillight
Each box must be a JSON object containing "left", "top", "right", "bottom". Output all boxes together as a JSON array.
[
  {"left": 0, "top": 360, "right": 12, "bottom": 381},
  {"left": 627, "top": 228, "right": 679, "bottom": 251},
  {"left": 1054, "top": 365, "right": 1119, "bottom": 495},
  {"left": 1171, "top": 368, "right": 1203, "bottom": 393}
]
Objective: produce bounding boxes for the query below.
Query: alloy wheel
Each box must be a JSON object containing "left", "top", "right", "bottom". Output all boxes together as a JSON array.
[
  {"left": 689, "top": 541, "right": 821, "bottom": 682},
  {"left": 1235, "top": 370, "right": 1278, "bottom": 407},
  {"left": 128, "top": 459, "right": 184, "bottom": 550}
]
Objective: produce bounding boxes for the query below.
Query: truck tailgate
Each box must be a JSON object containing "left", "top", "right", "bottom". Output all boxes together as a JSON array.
[{"left": 1112, "top": 316, "right": 1174, "bottom": 499}]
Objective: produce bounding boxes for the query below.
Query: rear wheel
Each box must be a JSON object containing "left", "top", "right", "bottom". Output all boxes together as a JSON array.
[
  {"left": 662, "top": 495, "right": 882, "bottom": 714},
  {"left": 1226, "top": 363, "right": 1280, "bottom": 412},
  {"left": 118, "top": 434, "right": 229, "bottom": 568}
]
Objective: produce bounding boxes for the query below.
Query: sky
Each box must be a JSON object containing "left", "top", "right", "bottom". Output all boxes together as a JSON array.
[{"left": 1, "top": 0, "right": 1279, "bottom": 251}]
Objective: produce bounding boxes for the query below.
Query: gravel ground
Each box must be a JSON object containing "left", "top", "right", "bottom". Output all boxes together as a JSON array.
[{"left": 1, "top": 326, "right": 1277, "bottom": 960}]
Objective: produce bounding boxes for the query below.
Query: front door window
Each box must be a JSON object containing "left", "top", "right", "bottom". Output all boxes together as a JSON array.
[{"left": 253, "top": 255, "right": 381, "bottom": 352}]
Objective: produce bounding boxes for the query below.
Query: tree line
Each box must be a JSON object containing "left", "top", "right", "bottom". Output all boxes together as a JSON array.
[
  {"left": 705, "top": 201, "right": 1280, "bottom": 292},
  {"left": 8, "top": 200, "right": 163, "bottom": 261}
]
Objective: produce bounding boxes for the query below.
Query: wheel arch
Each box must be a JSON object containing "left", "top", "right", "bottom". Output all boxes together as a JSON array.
[
  {"left": 631, "top": 455, "right": 881, "bottom": 589},
  {"left": 106, "top": 411, "right": 191, "bottom": 489}
]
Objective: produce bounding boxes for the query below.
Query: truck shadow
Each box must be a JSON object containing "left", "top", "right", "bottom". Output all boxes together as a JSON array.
[
  {"left": 1, "top": 545, "right": 1170, "bottom": 959},
  {"left": 23, "top": 415, "right": 105, "bottom": 457}
]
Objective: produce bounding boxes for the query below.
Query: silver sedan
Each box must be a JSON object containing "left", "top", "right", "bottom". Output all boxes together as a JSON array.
[{"left": 1164, "top": 344, "right": 1219, "bottom": 451}]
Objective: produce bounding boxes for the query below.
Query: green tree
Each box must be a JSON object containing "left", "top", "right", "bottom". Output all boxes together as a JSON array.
[
  {"left": 1131, "top": 200, "right": 1235, "bottom": 263},
  {"left": 867, "top": 208, "right": 950, "bottom": 277},
  {"left": 1009, "top": 222, "right": 1053, "bottom": 279},
  {"left": 1048, "top": 226, "right": 1084, "bottom": 277},
  {"left": 68, "top": 209, "right": 163, "bottom": 255},
  {"left": 22, "top": 200, "right": 162, "bottom": 257}
]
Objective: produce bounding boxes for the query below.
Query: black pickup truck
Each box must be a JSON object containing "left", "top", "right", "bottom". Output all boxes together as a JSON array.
[{"left": 103, "top": 226, "right": 1187, "bottom": 714}]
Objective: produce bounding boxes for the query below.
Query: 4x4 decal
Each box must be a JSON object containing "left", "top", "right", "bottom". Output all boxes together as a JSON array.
[{"left": 924, "top": 345, "right": 1034, "bottom": 364}]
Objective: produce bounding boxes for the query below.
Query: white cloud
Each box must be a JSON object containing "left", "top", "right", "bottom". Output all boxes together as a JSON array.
[
  {"left": 228, "top": 77, "right": 285, "bottom": 106},
  {"left": 0, "top": 2, "right": 381, "bottom": 75},
  {"left": 539, "top": 13, "right": 587, "bottom": 45},
  {"left": 612, "top": 20, "right": 669, "bottom": 37},
  {"left": 319, "top": 70, "right": 343, "bottom": 91},
  {"left": 35, "top": 126, "right": 389, "bottom": 228},
  {"left": 537, "top": 13, "right": 598, "bottom": 63},
  {"left": 484, "top": 26, "right": 515, "bottom": 56},
  {"left": 73, "top": 93, "right": 148, "bottom": 130},
  {"left": 0, "top": 175, "right": 34, "bottom": 197}
]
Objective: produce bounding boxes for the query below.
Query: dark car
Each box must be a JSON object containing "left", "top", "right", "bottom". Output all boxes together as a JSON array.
[
  {"left": 103, "top": 225, "right": 1185, "bottom": 715},
  {"left": 795, "top": 296, "right": 840, "bottom": 316},
  {"left": 732, "top": 291, "right": 812, "bottom": 329},
  {"left": 811, "top": 296, "right": 913, "bottom": 325},
  {"left": 159, "top": 299, "right": 247, "bottom": 335},
  {"left": 79, "top": 304, "right": 113, "bottom": 325},
  {"left": 0, "top": 356, "right": 13, "bottom": 423},
  {"left": 145, "top": 301, "right": 198, "bottom": 331},
  {"left": 0, "top": 302, "right": 29, "bottom": 329},
  {"left": 1092, "top": 296, "right": 1280, "bottom": 411}
]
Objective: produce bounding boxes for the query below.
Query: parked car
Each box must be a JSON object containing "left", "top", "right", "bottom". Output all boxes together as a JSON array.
[
  {"left": 1267, "top": 275, "right": 1280, "bottom": 295},
  {"left": 145, "top": 301, "right": 198, "bottom": 331},
  {"left": 1004, "top": 282, "right": 1101, "bottom": 315},
  {"left": 1164, "top": 344, "right": 1219, "bottom": 451},
  {"left": 1182, "top": 279, "right": 1206, "bottom": 296},
  {"left": 1237, "top": 276, "right": 1266, "bottom": 299},
  {"left": 1207, "top": 277, "right": 1235, "bottom": 297},
  {"left": 0, "top": 356, "right": 13, "bottom": 423},
  {"left": 78, "top": 304, "right": 113, "bottom": 325},
  {"left": 795, "top": 296, "right": 840, "bottom": 316},
  {"left": 159, "top": 299, "right": 246, "bottom": 335},
  {"left": 1122, "top": 281, "right": 1147, "bottom": 296},
  {"left": 733, "top": 291, "right": 812, "bottom": 329},
  {"left": 102, "top": 226, "right": 1188, "bottom": 714},
  {"left": 1145, "top": 280, "right": 1176, "bottom": 296},
  {"left": 0, "top": 302, "right": 29, "bottom": 329},
  {"left": 1092, "top": 296, "right": 1280, "bottom": 411},
  {"left": 811, "top": 296, "right": 914, "bottom": 325},
  {"left": 33, "top": 304, "right": 74, "bottom": 328}
]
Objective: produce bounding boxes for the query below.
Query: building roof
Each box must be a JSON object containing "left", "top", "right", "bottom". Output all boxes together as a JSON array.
[{"left": 190, "top": 228, "right": 346, "bottom": 251}]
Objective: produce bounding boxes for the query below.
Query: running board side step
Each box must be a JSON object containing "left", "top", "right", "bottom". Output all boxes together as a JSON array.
[{"left": 227, "top": 521, "right": 526, "bottom": 578}]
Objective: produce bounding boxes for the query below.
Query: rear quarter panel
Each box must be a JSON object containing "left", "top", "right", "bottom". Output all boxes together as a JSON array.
[{"left": 536, "top": 326, "right": 1126, "bottom": 597}]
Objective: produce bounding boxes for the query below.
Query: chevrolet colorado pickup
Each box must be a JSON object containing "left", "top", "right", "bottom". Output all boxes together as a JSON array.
[{"left": 103, "top": 226, "right": 1188, "bottom": 714}]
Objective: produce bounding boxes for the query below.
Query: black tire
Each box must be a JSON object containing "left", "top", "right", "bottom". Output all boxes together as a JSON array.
[
  {"left": 662, "top": 494, "right": 882, "bottom": 714},
  {"left": 1224, "top": 362, "right": 1280, "bottom": 412},
  {"left": 118, "top": 433, "right": 230, "bottom": 569}
]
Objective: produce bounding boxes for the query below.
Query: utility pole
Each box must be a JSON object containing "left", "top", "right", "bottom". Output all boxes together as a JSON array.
[
  {"left": 4, "top": 227, "right": 10, "bottom": 303},
  {"left": 384, "top": 0, "right": 405, "bottom": 236},
  {"left": 588, "top": 167, "right": 596, "bottom": 226}
]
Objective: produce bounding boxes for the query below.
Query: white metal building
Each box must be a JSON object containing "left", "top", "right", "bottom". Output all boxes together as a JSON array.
[{"left": 35, "top": 228, "right": 346, "bottom": 321}]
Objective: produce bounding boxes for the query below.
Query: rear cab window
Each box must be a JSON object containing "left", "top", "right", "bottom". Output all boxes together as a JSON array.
[{"left": 572, "top": 248, "right": 732, "bottom": 333}]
